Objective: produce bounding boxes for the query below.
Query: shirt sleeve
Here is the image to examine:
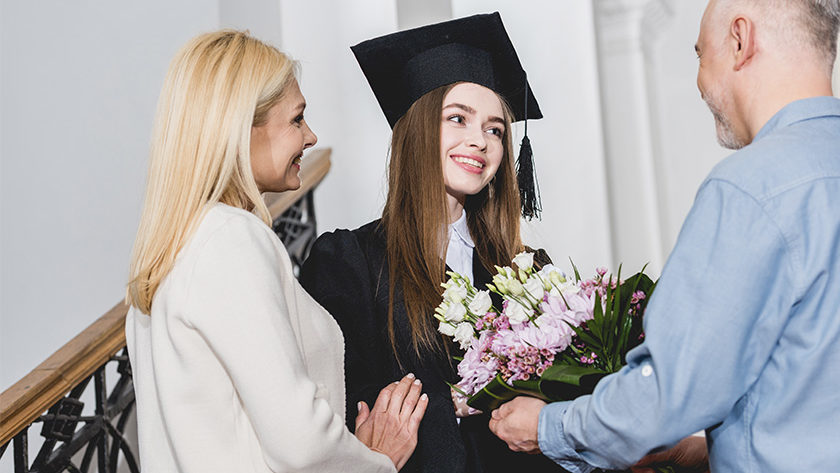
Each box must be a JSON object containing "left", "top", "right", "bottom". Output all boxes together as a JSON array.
[
  {"left": 299, "top": 229, "right": 389, "bottom": 429},
  {"left": 538, "top": 179, "right": 799, "bottom": 471},
  {"left": 185, "top": 217, "right": 395, "bottom": 473}
]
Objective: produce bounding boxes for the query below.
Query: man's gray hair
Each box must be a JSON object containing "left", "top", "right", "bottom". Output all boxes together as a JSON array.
[
  {"left": 721, "top": 0, "right": 840, "bottom": 73},
  {"left": 802, "top": 0, "right": 840, "bottom": 69}
]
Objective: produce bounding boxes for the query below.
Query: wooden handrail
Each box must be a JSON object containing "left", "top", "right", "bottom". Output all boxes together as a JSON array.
[
  {"left": 0, "top": 303, "right": 128, "bottom": 446},
  {"left": 0, "top": 147, "right": 332, "bottom": 446}
]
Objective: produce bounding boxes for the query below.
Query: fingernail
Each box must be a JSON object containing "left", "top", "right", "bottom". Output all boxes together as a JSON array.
[
  {"left": 413, "top": 378, "right": 421, "bottom": 385},
  {"left": 420, "top": 393, "right": 428, "bottom": 400},
  {"left": 357, "top": 401, "right": 362, "bottom": 411},
  {"left": 406, "top": 372, "right": 415, "bottom": 379}
]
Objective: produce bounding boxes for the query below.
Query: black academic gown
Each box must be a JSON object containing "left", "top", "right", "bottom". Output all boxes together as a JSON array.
[{"left": 299, "top": 220, "right": 565, "bottom": 473}]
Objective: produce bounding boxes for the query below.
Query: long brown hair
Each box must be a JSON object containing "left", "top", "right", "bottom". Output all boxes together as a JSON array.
[{"left": 381, "top": 82, "right": 524, "bottom": 362}]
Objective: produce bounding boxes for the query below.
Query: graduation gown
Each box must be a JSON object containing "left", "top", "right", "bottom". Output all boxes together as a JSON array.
[{"left": 299, "top": 220, "right": 564, "bottom": 473}]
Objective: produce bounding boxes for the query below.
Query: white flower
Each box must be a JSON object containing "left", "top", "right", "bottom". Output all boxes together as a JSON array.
[
  {"left": 523, "top": 276, "right": 545, "bottom": 300},
  {"left": 496, "top": 266, "right": 514, "bottom": 278},
  {"left": 468, "top": 290, "right": 492, "bottom": 315},
  {"left": 505, "top": 301, "right": 532, "bottom": 325},
  {"left": 454, "top": 322, "right": 475, "bottom": 350},
  {"left": 439, "top": 321, "right": 457, "bottom": 337},
  {"left": 506, "top": 278, "right": 525, "bottom": 296},
  {"left": 444, "top": 301, "right": 467, "bottom": 323},
  {"left": 492, "top": 274, "right": 509, "bottom": 294},
  {"left": 512, "top": 252, "right": 534, "bottom": 271},
  {"left": 443, "top": 284, "right": 468, "bottom": 304}
]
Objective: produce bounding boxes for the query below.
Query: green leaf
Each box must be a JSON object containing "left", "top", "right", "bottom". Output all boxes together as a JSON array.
[
  {"left": 446, "top": 381, "right": 468, "bottom": 397},
  {"left": 569, "top": 257, "right": 582, "bottom": 282},
  {"left": 590, "top": 291, "right": 604, "bottom": 340},
  {"left": 466, "top": 374, "right": 549, "bottom": 412},
  {"left": 572, "top": 326, "right": 603, "bottom": 351},
  {"left": 538, "top": 364, "right": 608, "bottom": 401}
]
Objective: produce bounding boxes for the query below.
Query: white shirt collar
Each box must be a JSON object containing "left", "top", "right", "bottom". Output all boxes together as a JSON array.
[{"left": 449, "top": 209, "right": 475, "bottom": 249}]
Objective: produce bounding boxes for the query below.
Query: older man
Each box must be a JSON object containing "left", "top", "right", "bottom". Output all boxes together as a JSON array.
[{"left": 489, "top": 1, "right": 840, "bottom": 472}]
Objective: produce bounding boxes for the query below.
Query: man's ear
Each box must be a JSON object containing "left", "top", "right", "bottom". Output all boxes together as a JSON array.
[{"left": 730, "top": 15, "right": 755, "bottom": 71}]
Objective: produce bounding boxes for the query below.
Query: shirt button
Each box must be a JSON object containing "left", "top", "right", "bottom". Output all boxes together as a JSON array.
[{"left": 641, "top": 364, "right": 653, "bottom": 377}]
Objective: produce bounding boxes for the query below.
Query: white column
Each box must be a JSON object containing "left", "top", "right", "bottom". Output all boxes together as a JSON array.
[{"left": 592, "top": 0, "right": 674, "bottom": 275}]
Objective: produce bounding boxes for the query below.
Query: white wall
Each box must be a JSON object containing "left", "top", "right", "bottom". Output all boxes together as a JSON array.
[
  {"left": 278, "top": 0, "right": 398, "bottom": 232},
  {"left": 0, "top": 1, "right": 221, "bottom": 393},
  {"left": 645, "top": 0, "right": 729, "bottom": 254},
  {"left": 452, "top": 0, "right": 612, "bottom": 275},
  {"left": 0, "top": 1, "right": 223, "bottom": 469},
  {"left": 835, "top": 33, "right": 840, "bottom": 95}
]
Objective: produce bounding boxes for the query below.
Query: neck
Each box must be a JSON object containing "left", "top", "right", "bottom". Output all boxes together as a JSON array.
[
  {"left": 446, "top": 193, "right": 464, "bottom": 224},
  {"left": 742, "top": 64, "right": 834, "bottom": 141}
]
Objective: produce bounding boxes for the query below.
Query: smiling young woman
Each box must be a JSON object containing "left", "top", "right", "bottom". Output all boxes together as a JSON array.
[{"left": 300, "top": 13, "right": 558, "bottom": 473}]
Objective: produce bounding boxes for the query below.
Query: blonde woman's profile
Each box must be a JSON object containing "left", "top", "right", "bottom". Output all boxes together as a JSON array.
[{"left": 126, "top": 30, "right": 427, "bottom": 473}]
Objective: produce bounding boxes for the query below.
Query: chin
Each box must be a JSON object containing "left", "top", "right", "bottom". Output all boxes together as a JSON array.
[{"left": 283, "top": 178, "right": 302, "bottom": 192}]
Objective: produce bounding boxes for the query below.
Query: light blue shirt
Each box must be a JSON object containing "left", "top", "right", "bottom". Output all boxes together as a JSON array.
[{"left": 538, "top": 96, "right": 840, "bottom": 472}]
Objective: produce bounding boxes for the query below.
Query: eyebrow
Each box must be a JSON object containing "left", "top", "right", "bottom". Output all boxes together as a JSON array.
[
  {"left": 294, "top": 101, "right": 306, "bottom": 112},
  {"left": 443, "top": 102, "right": 505, "bottom": 125}
]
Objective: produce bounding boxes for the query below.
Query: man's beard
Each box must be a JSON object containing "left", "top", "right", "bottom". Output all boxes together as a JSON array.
[{"left": 702, "top": 89, "right": 747, "bottom": 150}]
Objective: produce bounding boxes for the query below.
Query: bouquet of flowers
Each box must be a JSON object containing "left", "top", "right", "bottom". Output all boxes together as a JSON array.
[{"left": 436, "top": 251, "right": 656, "bottom": 413}]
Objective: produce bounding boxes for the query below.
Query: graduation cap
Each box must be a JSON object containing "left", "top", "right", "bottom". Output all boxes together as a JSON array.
[{"left": 351, "top": 12, "right": 543, "bottom": 219}]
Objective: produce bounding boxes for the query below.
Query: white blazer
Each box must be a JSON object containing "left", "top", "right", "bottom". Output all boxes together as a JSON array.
[{"left": 126, "top": 204, "right": 395, "bottom": 472}]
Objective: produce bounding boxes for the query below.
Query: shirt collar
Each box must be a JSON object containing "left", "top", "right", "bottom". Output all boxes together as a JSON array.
[
  {"left": 755, "top": 96, "right": 840, "bottom": 142},
  {"left": 449, "top": 209, "right": 475, "bottom": 249}
]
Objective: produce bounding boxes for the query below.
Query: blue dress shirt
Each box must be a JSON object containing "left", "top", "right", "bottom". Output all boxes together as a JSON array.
[{"left": 538, "top": 96, "right": 840, "bottom": 472}]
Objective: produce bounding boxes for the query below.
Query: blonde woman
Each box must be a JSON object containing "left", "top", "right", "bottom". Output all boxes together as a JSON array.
[{"left": 125, "top": 30, "right": 427, "bottom": 473}]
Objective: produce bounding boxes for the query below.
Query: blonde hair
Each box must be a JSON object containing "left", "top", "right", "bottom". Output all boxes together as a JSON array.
[{"left": 127, "top": 30, "right": 297, "bottom": 314}]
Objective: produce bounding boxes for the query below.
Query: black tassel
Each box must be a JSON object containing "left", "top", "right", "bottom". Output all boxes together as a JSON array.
[{"left": 517, "top": 134, "right": 541, "bottom": 220}]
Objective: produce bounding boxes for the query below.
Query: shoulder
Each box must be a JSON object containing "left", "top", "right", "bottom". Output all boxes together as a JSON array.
[
  {"left": 182, "top": 204, "right": 288, "bottom": 289},
  {"left": 188, "top": 204, "right": 278, "bottom": 255},
  {"left": 301, "top": 219, "right": 386, "bottom": 287},
  {"left": 706, "top": 123, "right": 840, "bottom": 204},
  {"left": 308, "top": 219, "right": 385, "bottom": 261},
  {"left": 159, "top": 204, "right": 290, "bottom": 326}
]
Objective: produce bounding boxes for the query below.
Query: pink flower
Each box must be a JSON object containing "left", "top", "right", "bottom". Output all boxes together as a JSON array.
[{"left": 457, "top": 333, "right": 500, "bottom": 395}]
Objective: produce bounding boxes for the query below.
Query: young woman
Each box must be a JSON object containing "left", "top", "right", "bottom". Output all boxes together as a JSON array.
[
  {"left": 125, "top": 30, "right": 427, "bottom": 473},
  {"left": 300, "top": 14, "right": 559, "bottom": 473}
]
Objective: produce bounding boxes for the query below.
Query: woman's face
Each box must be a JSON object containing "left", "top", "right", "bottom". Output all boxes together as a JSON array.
[
  {"left": 440, "top": 82, "right": 506, "bottom": 202},
  {"left": 250, "top": 79, "right": 318, "bottom": 193}
]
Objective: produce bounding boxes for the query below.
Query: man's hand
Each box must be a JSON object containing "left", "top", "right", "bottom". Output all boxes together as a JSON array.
[
  {"left": 488, "top": 396, "right": 546, "bottom": 454},
  {"left": 631, "top": 436, "right": 709, "bottom": 473}
]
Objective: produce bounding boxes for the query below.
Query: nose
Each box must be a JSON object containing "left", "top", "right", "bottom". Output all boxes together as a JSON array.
[
  {"left": 303, "top": 122, "right": 318, "bottom": 150},
  {"left": 466, "top": 125, "right": 487, "bottom": 151}
]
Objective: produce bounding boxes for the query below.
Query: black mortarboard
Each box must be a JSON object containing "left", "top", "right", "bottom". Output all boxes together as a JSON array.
[{"left": 352, "top": 12, "right": 543, "bottom": 219}]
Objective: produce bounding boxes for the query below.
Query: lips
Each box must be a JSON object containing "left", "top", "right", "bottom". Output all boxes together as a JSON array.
[{"left": 450, "top": 154, "right": 486, "bottom": 174}]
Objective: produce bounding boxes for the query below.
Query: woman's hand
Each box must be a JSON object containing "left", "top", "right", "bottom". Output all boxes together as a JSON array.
[
  {"left": 451, "top": 387, "right": 481, "bottom": 417},
  {"left": 354, "top": 374, "right": 428, "bottom": 470}
]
